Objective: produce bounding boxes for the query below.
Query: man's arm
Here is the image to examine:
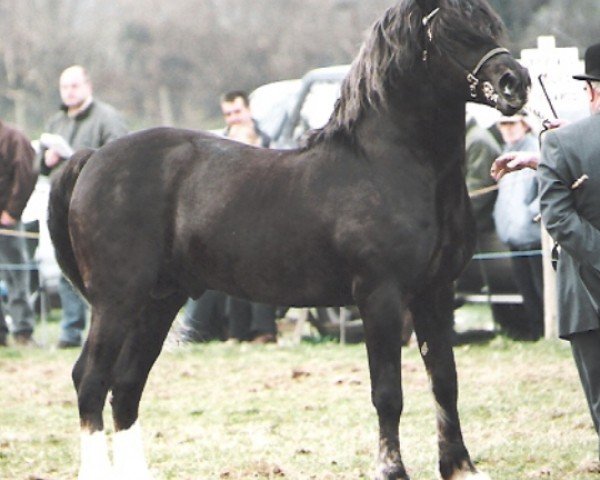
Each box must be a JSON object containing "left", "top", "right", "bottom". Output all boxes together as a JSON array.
[
  {"left": 490, "top": 151, "right": 540, "bottom": 180},
  {"left": 490, "top": 119, "right": 567, "bottom": 180},
  {"left": 3, "top": 130, "right": 37, "bottom": 222},
  {"left": 99, "top": 107, "right": 128, "bottom": 145},
  {"left": 538, "top": 130, "right": 600, "bottom": 271}
]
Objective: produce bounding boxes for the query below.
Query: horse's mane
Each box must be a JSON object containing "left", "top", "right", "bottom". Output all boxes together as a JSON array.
[{"left": 304, "top": 0, "right": 505, "bottom": 147}]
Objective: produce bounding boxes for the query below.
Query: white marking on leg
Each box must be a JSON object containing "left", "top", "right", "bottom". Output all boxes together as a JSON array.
[
  {"left": 113, "top": 421, "right": 153, "bottom": 480},
  {"left": 78, "top": 430, "right": 113, "bottom": 480},
  {"left": 436, "top": 399, "right": 452, "bottom": 426},
  {"left": 448, "top": 469, "right": 491, "bottom": 479}
]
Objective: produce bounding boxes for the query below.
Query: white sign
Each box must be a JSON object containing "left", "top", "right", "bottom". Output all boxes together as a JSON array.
[{"left": 519, "top": 36, "right": 587, "bottom": 123}]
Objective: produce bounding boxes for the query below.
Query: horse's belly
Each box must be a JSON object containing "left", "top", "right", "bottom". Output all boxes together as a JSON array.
[{"left": 180, "top": 242, "right": 354, "bottom": 307}]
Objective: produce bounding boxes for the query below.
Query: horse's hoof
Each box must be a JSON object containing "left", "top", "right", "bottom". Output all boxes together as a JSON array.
[{"left": 375, "top": 465, "right": 410, "bottom": 480}]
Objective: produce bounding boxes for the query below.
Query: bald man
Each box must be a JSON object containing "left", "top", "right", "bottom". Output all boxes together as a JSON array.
[
  {"left": 41, "top": 65, "right": 128, "bottom": 348},
  {"left": 42, "top": 65, "right": 127, "bottom": 174}
]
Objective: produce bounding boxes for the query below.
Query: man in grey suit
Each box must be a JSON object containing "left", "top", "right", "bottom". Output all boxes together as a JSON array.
[
  {"left": 492, "top": 42, "right": 600, "bottom": 471},
  {"left": 540, "top": 43, "right": 600, "bottom": 470}
]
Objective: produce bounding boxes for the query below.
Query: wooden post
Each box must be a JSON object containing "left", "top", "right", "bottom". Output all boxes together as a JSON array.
[{"left": 541, "top": 226, "right": 558, "bottom": 338}]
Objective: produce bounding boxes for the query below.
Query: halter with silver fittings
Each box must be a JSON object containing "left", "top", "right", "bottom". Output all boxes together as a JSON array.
[
  {"left": 466, "top": 47, "right": 510, "bottom": 100},
  {"left": 421, "top": 7, "right": 440, "bottom": 61},
  {"left": 420, "top": 6, "right": 510, "bottom": 105}
]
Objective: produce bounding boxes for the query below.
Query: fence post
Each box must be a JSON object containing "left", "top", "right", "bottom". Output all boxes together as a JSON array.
[{"left": 541, "top": 226, "right": 558, "bottom": 338}]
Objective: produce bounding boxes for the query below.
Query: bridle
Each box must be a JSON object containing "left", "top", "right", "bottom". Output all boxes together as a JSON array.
[{"left": 421, "top": 7, "right": 510, "bottom": 104}]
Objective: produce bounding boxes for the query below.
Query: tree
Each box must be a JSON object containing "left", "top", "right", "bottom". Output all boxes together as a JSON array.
[
  {"left": 522, "top": 0, "right": 599, "bottom": 51},
  {"left": 3, "top": 0, "right": 588, "bottom": 135}
]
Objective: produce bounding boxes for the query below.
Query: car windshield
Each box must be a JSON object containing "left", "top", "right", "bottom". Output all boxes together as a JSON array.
[
  {"left": 250, "top": 79, "right": 302, "bottom": 140},
  {"left": 299, "top": 80, "right": 343, "bottom": 130}
]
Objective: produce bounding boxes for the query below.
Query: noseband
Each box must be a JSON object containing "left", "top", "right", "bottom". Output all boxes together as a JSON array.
[
  {"left": 421, "top": 7, "right": 509, "bottom": 104},
  {"left": 465, "top": 47, "right": 510, "bottom": 100}
]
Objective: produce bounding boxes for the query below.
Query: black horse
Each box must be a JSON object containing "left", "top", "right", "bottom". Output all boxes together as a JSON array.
[{"left": 48, "top": 0, "right": 529, "bottom": 478}]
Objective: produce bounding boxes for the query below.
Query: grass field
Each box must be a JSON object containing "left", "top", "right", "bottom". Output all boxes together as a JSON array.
[{"left": 0, "top": 308, "right": 598, "bottom": 480}]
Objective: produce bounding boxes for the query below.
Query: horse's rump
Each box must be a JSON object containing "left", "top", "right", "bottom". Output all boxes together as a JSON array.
[{"left": 47, "top": 148, "right": 95, "bottom": 296}]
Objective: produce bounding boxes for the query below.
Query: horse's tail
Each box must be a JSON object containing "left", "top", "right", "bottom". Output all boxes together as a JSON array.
[{"left": 47, "top": 148, "right": 95, "bottom": 297}]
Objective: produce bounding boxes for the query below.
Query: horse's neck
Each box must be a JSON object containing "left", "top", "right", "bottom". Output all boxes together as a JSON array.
[{"left": 355, "top": 97, "right": 467, "bottom": 171}]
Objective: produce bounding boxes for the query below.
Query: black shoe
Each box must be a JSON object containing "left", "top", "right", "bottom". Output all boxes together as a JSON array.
[
  {"left": 452, "top": 329, "right": 496, "bottom": 346},
  {"left": 57, "top": 339, "right": 81, "bottom": 349},
  {"left": 14, "top": 332, "right": 39, "bottom": 347}
]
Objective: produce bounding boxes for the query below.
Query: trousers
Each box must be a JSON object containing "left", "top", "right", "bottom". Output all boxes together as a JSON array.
[
  {"left": 183, "top": 290, "right": 228, "bottom": 342},
  {"left": 0, "top": 223, "right": 36, "bottom": 336},
  {"left": 227, "top": 296, "right": 276, "bottom": 341},
  {"left": 510, "top": 251, "right": 544, "bottom": 339},
  {"left": 570, "top": 329, "right": 600, "bottom": 459},
  {"left": 58, "top": 275, "right": 88, "bottom": 344}
]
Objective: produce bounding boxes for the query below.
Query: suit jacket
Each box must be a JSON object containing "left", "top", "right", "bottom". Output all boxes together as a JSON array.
[{"left": 538, "top": 113, "right": 600, "bottom": 338}]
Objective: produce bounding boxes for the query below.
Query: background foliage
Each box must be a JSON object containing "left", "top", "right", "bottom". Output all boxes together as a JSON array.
[{"left": 0, "top": 0, "right": 596, "bottom": 134}]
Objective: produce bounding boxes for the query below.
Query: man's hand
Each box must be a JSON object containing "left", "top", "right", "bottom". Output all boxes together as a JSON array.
[
  {"left": 542, "top": 118, "right": 569, "bottom": 130},
  {"left": 44, "top": 148, "right": 62, "bottom": 168},
  {"left": 490, "top": 151, "right": 540, "bottom": 181},
  {"left": 0, "top": 211, "right": 17, "bottom": 227}
]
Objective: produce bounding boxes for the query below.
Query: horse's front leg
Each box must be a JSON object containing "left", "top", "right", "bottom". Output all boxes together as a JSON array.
[
  {"left": 411, "top": 283, "right": 490, "bottom": 480},
  {"left": 355, "top": 279, "right": 409, "bottom": 480}
]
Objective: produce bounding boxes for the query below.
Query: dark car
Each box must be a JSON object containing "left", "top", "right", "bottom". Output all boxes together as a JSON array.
[{"left": 251, "top": 65, "right": 527, "bottom": 340}]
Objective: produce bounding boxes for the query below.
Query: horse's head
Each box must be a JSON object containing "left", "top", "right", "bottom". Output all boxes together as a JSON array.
[{"left": 415, "top": 0, "right": 530, "bottom": 115}]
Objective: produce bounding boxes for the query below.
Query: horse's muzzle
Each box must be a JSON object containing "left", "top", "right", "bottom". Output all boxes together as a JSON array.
[{"left": 496, "top": 66, "right": 530, "bottom": 113}]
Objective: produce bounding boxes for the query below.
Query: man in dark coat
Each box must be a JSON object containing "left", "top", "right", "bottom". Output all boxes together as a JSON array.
[
  {"left": 0, "top": 120, "right": 38, "bottom": 346},
  {"left": 537, "top": 42, "right": 600, "bottom": 470},
  {"left": 493, "top": 42, "right": 600, "bottom": 470}
]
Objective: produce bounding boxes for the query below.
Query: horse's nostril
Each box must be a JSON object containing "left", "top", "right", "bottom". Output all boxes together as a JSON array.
[{"left": 499, "top": 72, "right": 519, "bottom": 98}]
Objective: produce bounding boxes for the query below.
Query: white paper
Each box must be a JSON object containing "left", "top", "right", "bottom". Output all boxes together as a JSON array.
[{"left": 39, "top": 133, "right": 74, "bottom": 158}]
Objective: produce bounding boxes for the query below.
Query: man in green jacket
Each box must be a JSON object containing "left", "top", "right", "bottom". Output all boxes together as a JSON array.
[{"left": 41, "top": 65, "right": 128, "bottom": 348}]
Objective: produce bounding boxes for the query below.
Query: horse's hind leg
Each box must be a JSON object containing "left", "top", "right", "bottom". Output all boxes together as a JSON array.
[
  {"left": 355, "top": 279, "right": 409, "bottom": 480},
  {"left": 110, "top": 292, "right": 187, "bottom": 479},
  {"left": 73, "top": 306, "right": 130, "bottom": 480},
  {"left": 411, "top": 283, "right": 489, "bottom": 480}
]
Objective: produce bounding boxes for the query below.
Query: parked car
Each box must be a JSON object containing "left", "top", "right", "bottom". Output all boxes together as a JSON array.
[
  {"left": 249, "top": 79, "right": 302, "bottom": 142},
  {"left": 272, "top": 65, "right": 349, "bottom": 149},
  {"left": 254, "top": 64, "right": 528, "bottom": 339}
]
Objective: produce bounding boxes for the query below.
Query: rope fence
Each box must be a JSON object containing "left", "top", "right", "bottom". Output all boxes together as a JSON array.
[
  {"left": 0, "top": 263, "right": 40, "bottom": 271},
  {"left": 0, "top": 216, "right": 550, "bottom": 344},
  {"left": 472, "top": 249, "right": 542, "bottom": 260},
  {"left": 0, "top": 228, "right": 40, "bottom": 240}
]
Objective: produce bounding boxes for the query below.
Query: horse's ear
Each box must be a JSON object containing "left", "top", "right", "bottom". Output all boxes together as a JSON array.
[{"left": 415, "top": 0, "right": 439, "bottom": 13}]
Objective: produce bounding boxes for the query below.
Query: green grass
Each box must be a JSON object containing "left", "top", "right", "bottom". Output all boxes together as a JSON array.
[{"left": 0, "top": 311, "right": 598, "bottom": 479}]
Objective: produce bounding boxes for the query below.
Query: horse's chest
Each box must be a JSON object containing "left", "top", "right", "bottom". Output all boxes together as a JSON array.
[{"left": 427, "top": 184, "right": 474, "bottom": 281}]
